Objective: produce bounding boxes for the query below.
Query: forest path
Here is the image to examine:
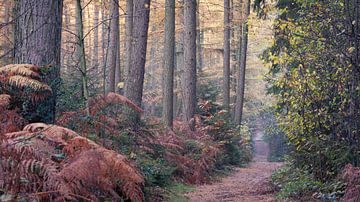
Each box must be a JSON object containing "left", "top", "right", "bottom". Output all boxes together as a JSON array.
[{"left": 185, "top": 132, "right": 283, "bottom": 202}]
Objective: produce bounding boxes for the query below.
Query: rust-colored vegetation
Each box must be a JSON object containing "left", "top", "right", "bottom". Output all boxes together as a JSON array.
[{"left": 0, "top": 64, "right": 252, "bottom": 201}]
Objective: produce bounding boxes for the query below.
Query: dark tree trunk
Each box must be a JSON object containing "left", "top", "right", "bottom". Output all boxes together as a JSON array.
[
  {"left": 234, "top": 0, "right": 250, "bottom": 125},
  {"left": 223, "top": 0, "right": 231, "bottom": 111},
  {"left": 183, "top": 0, "right": 197, "bottom": 130},
  {"left": 162, "top": 0, "right": 175, "bottom": 128},
  {"left": 124, "top": 0, "right": 151, "bottom": 122},
  {"left": 14, "top": 0, "right": 63, "bottom": 123}
]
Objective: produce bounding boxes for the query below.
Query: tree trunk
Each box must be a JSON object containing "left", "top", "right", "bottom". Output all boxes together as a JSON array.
[
  {"left": 101, "top": 0, "right": 110, "bottom": 95},
  {"left": 62, "top": 4, "right": 71, "bottom": 74},
  {"left": 149, "top": 28, "right": 157, "bottom": 116},
  {"left": 92, "top": 2, "right": 100, "bottom": 73},
  {"left": 223, "top": 0, "right": 231, "bottom": 111},
  {"left": 162, "top": 0, "right": 175, "bottom": 128},
  {"left": 75, "top": 0, "right": 90, "bottom": 116},
  {"left": 106, "top": 0, "right": 120, "bottom": 93},
  {"left": 124, "top": 0, "right": 133, "bottom": 81},
  {"left": 124, "top": 0, "right": 151, "bottom": 122},
  {"left": 196, "top": 0, "right": 203, "bottom": 72},
  {"left": 234, "top": 0, "right": 250, "bottom": 125},
  {"left": 183, "top": 0, "right": 197, "bottom": 130},
  {"left": 176, "top": 0, "right": 185, "bottom": 118},
  {"left": 14, "top": 0, "right": 63, "bottom": 123}
]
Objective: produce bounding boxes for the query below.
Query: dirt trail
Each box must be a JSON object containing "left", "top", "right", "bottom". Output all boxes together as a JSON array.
[{"left": 186, "top": 133, "right": 283, "bottom": 202}]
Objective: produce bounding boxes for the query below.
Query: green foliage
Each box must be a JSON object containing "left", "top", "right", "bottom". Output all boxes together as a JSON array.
[
  {"left": 260, "top": 108, "right": 287, "bottom": 162},
  {"left": 57, "top": 81, "right": 86, "bottom": 113},
  {"left": 272, "top": 162, "right": 323, "bottom": 200},
  {"left": 263, "top": 0, "right": 360, "bottom": 181},
  {"left": 199, "top": 102, "right": 253, "bottom": 167},
  {"left": 272, "top": 161, "right": 346, "bottom": 201},
  {"left": 197, "top": 74, "right": 220, "bottom": 103},
  {"left": 163, "top": 183, "right": 195, "bottom": 202}
]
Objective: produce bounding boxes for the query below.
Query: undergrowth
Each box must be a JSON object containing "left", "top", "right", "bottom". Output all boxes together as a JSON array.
[
  {"left": 0, "top": 64, "right": 253, "bottom": 201},
  {"left": 271, "top": 158, "right": 347, "bottom": 201}
]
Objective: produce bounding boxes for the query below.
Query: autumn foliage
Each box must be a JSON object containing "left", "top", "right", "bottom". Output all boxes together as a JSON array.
[
  {"left": 1, "top": 123, "right": 144, "bottom": 201},
  {"left": 0, "top": 64, "right": 252, "bottom": 201}
]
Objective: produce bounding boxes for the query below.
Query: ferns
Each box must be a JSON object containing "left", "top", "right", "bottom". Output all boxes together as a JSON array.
[
  {"left": 1, "top": 124, "right": 145, "bottom": 201},
  {"left": 57, "top": 92, "right": 144, "bottom": 138},
  {"left": 0, "top": 64, "right": 52, "bottom": 102}
]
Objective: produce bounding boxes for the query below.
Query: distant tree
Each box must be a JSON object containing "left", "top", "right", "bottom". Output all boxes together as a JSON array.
[
  {"left": 75, "top": 0, "right": 90, "bottom": 116},
  {"left": 234, "top": 0, "right": 250, "bottom": 125},
  {"left": 162, "top": 0, "right": 175, "bottom": 128},
  {"left": 196, "top": 0, "right": 203, "bottom": 72},
  {"left": 183, "top": 0, "right": 197, "bottom": 130},
  {"left": 101, "top": 0, "right": 110, "bottom": 95},
  {"left": 124, "top": 0, "right": 151, "bottom": 122},
  {"left": 14, "top": 0, "right": 63, "bottom": 123},
  {"left": 124, "top": 0, "right": 133, "bottom": 82},
  {"left": 223, "top": 0, "right": 231, "bottom": 111},
  {"left": 107, "top": 0, "right": 120, "bottom": 93},
  {"left": 92, "top": 0, "right": 100, "bottom": 73}
]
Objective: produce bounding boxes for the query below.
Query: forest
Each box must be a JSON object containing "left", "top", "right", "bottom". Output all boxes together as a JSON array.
[{"left": 0, "top": 0, "right": 359, "bottom": 201}]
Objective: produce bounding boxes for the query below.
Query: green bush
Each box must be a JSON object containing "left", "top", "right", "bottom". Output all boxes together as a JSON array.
[{"left": 272, "top": 162, "right": 323, "bottom": 200}]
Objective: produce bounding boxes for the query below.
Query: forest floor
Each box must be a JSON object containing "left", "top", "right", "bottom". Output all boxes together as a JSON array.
[{"left": 185, "top": 133, "right": 283, "bottom": 202}]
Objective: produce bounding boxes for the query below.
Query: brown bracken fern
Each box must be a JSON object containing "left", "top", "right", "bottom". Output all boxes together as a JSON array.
[
  {"left": 1, "top": 123, "right": 145, "bottom": 201},
  {"left": 0, "top": 64, "right": 52, "bottom": 102}
]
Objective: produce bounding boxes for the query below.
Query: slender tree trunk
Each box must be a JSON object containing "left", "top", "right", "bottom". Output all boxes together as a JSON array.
[
  {"left": 124, "top": 0, "right": 133, "bottom": 81},
  {"left": 14, "top": 0, "right": 63, "bottom": 123},
  {"left": 63, "top": 4, "right": 71, "bottom": 74},
  {"left": 75, "top": 0, "right": 90, "bottom": 116},
  {"left": 176, "top": 0, "right": 185, "bottom": 118},
  {"left": 124, "top": 0, "right": 151, "bottom": 122},
  {"left": 149, "top": 29, "right": 157, "bottom": 115},
  {"left": 196, "top": 0, "right": 203, "bottom": 72},
  {"left": 223, "top": 0, "right": 231, "bottom": 111},
  {"left": 115, "top": 43, "right": 121, "bottom": 93},
  {"left": 101, "top": 0, "right": 109, "bottom": 94},
  {"left": 183, "top": 0, "right": 197, "bottom": 130},
  {"left": 106, "top": 0, "right": 120, "bottom": 93},
  {"left": 162, "top": 0, "right": 175, "bottom": 128},
  {"left": 92, "top": 2, "right": 100, "bottom": 73},
  {"left": 234, "top": 0, "right": 250, "bottom": 125}
]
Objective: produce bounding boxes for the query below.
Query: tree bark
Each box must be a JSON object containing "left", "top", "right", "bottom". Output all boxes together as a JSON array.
[
  {"left": 183, "top": 0, "right": 197, "bottom": 130},
  {"left": 149, "top": 26, "right": 157, "bottom": 115},
  {"left": 234, "top": 0, "right": 250, "bottom": 125},
  {"left": 162, "top": 0, "right": 175, "bottom": 128},
  {"left": 124, "top": 0, "right": 133, "bottom": 81},
  {"left": 223, "top": 0, "right": 231, "bottom": 111},
  {"left": 14, "top": 0, "right": 63, "bottom": 123},
  {"left": 106, "top": 0, "right": 120, "bottom": 93},
  {"left": 124, "top": 0, "right": 151, "bottom": 122},
  {"left": 196, "top": 0, "right": 203, "bottom": 72}
]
